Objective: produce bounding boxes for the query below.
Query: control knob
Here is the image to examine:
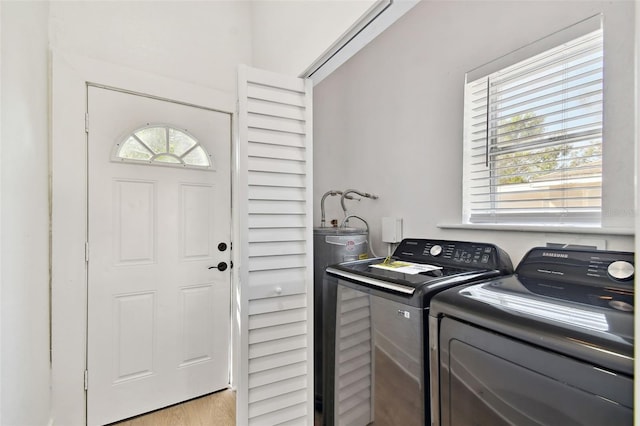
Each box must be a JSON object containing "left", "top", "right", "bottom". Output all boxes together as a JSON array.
[
  {"left": 430, "top": 245, "right": 443, "bottom": 257},
  {"left": 607, "top": 260, "right": 634, "bottom": 281}
]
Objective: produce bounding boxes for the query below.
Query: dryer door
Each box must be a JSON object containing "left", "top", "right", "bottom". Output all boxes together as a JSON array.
[{"left": 437, "top": 317, "right": 632, "bottom": 426}]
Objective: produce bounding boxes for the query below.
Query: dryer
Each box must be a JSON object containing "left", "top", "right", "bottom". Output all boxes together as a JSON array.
[{"left": 429, "top": 247, "right": 634, "bottom": 426}]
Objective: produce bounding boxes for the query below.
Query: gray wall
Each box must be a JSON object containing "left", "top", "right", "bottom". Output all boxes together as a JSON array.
[{"left": 314, "top": 0, "right": 636, "bottom": 264}]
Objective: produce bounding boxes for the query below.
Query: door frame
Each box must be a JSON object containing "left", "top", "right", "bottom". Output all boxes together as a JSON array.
[{"left": 51, "top": 52, "right": 236, "bottom": 426}]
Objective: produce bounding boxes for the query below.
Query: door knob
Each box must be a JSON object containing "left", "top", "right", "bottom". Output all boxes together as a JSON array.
[{"left": 209, "top": 262, "right": 228, "bottom": 271}]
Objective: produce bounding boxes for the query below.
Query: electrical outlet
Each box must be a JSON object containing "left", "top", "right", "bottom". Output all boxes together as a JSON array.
[{"left": 382, "top": 217, "right": 403, "bottom": 243}]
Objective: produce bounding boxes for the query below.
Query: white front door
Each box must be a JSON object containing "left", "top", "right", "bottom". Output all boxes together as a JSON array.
[{"left": 86, "top": 85, "right": 231, "bottom": 426}]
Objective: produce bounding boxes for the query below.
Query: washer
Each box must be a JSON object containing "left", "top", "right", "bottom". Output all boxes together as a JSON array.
[
  {"left": 429, "top": 247, "right": 634, "bottom": 426},
  {"left": 321, "top": 238, "right": 513, "bottom": 426}
]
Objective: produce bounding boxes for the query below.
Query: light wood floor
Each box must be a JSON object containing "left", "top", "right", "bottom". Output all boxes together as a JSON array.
[{"left": 110, "top": 389, "right": 236, "bottom": 426}]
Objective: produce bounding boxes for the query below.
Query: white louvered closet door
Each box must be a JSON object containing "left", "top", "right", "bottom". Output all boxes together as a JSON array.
[{"left": 236, "top": 65, "right": 314, "bottom": 426}]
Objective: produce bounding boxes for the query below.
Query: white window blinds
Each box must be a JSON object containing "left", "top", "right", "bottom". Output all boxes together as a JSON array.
[{"left": 463, "top": 25, "right": 603, "bottom": 226}]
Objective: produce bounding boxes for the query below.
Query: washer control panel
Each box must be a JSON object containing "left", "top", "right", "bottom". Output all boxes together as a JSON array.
[{"left": 393, "top": 238, "right": 513, "bottom": 273}]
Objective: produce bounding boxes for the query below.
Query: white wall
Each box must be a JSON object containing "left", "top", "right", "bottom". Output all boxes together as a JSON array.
[
  {"left": 314, "top": 0, "right": 636, "bottom": 264},
  {"left": 250, "top": 0, "right": 378, "bottom": 76},
  {"left": 0, "top": 1, "right": 52, "bottom": 425},
  {"left": 50, "top": 0, "right": 253, "bottom": 93}
]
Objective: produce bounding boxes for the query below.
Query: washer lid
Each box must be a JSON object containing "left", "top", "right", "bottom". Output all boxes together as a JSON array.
[
  {"left": 325, "top": 238, "right": 513, "bottom": 297},
  {"left": 327, "top": 258, "right": 498, "bottom": 296}
]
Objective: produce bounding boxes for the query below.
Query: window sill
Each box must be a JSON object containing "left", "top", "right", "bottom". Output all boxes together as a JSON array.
[{"left": 437, "top": 223, "right": 635, "bottom": 236}]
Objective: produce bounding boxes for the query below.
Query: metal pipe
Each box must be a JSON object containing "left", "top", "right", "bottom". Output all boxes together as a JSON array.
[
  {"left": 320, "top": 190, "right": 355, "bottom": 227},
  {"left": 340, "top": 189, "right": 379, "bottom": 215},
  {"left": 340, "top": 189, "right": 379, "bottom": 227},
  {"left": 320, "top": 190, "right": 340, "bottom": 227},
  {"left": 340, "top": 214, "right": 368, "bottom": 230},
  {"left": 340, "top": 214, "right": 378, "bottom": 257}
]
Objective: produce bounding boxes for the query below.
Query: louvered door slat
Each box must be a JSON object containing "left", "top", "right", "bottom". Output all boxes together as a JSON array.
[
  {"left": 248, "top": 293, "right": 307, "bottom": 315},
  {"left": 249, "top": 322, "right": 307, "bottom": 345},
  {"left": 249, "top": 376, "right": 308, "bottom": 404},
  {"left": 249, "top": 348, "right": 308, "bottom": 374},
  {"left": 249, "top": 362, "right": 307, "bottom": 389},
  {"left": 248, "top": 128, "right": 305, "bottom": 147},
  {"left": 249, "top": 143, "right": 306, "bottom": 161}
]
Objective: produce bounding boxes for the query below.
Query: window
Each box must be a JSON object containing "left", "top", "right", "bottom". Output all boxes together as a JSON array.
[
  {"left": 113, "top": 124, "right": 213, "bottom": 169},
  {"left": 463, "top": 18, "right": 603, "bottom": 226}
]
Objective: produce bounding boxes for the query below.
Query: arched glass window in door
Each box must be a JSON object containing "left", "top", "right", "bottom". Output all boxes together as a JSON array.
[{"left": 113, "top": 124, "right": 213, "bottom": 169}]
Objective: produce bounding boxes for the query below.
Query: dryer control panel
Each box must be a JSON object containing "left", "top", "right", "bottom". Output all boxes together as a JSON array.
[{"left": 516, "top": 247, "right": 635, "bottom": 287}]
